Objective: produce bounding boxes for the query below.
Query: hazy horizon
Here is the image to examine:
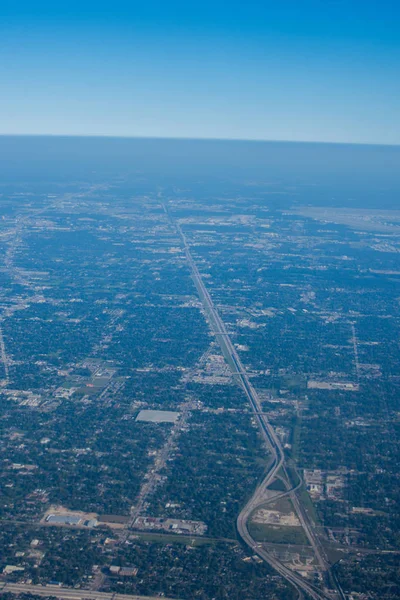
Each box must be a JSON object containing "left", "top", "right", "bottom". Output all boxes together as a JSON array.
[
  {"left": 1, "top": 135, "right": 399, "bottom": 212},
  {"left": 1, "top": 133, "right": 399, "bottom": 148}
]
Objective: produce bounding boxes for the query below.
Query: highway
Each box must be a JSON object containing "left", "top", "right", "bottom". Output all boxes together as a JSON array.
[
  {"left": 0, "top": 583, "right": 177, "bottom": 600},
  {"left": 163, "top": 203, "right": 336, "bottom": 600}
]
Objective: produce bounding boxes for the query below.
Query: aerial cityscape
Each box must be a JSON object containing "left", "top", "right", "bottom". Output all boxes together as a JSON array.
[
  {"left": 0, "top": 137, "right": 399, "bottom": 600},
  {"left": 1, "top": 0, "right": 400, "bottom": 598}
]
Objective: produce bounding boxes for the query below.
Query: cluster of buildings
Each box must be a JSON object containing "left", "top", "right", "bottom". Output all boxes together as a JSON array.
[{"left": 133, "top": 516, "right": 207, "bottom": 536}]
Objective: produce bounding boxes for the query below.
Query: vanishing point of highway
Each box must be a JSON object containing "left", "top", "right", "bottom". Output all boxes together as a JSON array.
[{"left": 164, "top": 202, "right": 340, "bottom": 600}]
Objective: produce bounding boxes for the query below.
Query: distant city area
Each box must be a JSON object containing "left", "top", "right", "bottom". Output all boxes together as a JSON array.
[{"left": 0, "top": 139, "right": 399, "bottom": 600}]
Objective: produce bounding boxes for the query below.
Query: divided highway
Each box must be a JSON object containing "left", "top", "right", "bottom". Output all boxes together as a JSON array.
[
  {"left": 164, "top": 203, "right": 336, "bottom": 600},
  {"left": 0, "top": 583, "right": 177, "bottom": 600}
]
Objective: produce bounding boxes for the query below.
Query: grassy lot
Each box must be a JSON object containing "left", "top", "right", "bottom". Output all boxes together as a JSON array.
[
  {"left": 268, "top": 478, "right": 287, "bottom": 492},
  {"left": 248, "top": 522, "right": 309, "bottom": 545},
  {"left": 298, "top": 486, "right": 320, "bottom": 526},
  {"left": 131, "top": 531, "right": 235, "bottom": 546}
]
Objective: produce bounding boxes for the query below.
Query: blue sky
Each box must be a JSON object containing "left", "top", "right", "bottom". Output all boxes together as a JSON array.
[{"left": 1, "top": 0, "right": 399, "bottom": 144}]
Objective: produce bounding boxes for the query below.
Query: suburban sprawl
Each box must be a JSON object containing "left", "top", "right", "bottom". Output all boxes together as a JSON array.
[{"left": 0, "top": 142, "right": 399, "bottom": 600}]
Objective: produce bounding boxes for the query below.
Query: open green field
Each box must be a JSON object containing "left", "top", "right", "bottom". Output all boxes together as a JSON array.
[
  {"left": 248, "top": 522, "right": 309, "bottom": 545},
  {"left": 131, "top": 531, "right": 235, "bottom": 546},
  {"left": 267, "top": 478, "right": 287, "bottom": 492},
  {"left": 264, "top": 495, "right": 294, "bottom": 514},
  {"left": 298, "top": 487, "right": 320, "bottom": 526}
]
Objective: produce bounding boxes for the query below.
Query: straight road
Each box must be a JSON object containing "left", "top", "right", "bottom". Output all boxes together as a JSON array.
[{"left": 0, "top": 583, "right": 177, "bottom": 600}]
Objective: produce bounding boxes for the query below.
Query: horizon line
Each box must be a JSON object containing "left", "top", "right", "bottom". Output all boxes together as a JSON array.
[{"left": 0, "top": 133, "right": 399, "bottom": 149}]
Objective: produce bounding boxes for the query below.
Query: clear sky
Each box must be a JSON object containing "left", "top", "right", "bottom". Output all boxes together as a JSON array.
[{"left": 1, "top": 0, "right": 399, "bottom": 144}]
